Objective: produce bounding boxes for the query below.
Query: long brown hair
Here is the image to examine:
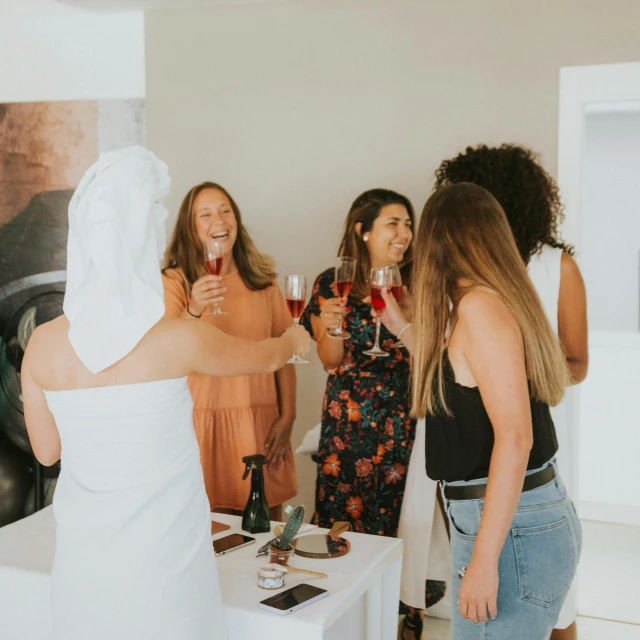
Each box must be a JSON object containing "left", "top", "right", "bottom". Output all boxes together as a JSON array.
[
  {"left": 337, "top": 188, "right": 415, "bottom": 300},
  {"left": 411, "top": 183, "right": 568, "bottom": 417},
  {"left": 163, "top": 182, "right": 276, "bottom": 292}
]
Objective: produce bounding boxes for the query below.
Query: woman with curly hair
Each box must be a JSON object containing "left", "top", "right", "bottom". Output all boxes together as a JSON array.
[{"left": 433, "top": 144, "right": 588, "bottom": 640}]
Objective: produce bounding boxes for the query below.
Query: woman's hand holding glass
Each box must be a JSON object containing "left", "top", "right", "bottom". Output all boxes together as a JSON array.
[
  {"left": 188, "top": 275, "right": 226, "bottom": 317},
  {"left": 327, "top": 256, "right": 356, "bottom": 339},
  {"left": 319, "top": 298, "right": 347, "bottom": 334},
  {"left": 378, "top": 286, "right": 409, "bottom": 336},
  {"left": 282, "top": 324, "right": 311, "bottom": 362}
]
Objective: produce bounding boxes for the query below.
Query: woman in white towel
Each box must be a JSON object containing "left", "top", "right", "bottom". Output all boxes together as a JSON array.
[
  {"left": 20, "top": 147, "right": 310, "bottom": 640},
  {"left": 434, "top": 143, "right": 588, "bottom": 640}
]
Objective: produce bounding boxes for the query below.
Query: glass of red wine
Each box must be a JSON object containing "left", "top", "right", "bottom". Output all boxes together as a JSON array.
[
  {"left": 363, "top": 266, "right": 391, "bottom": 357},
  {"left": 327, "top": 256, "right": 356, "bottom": 340},
  {"left": 204, "top": 238, "right": 228, "bottom": 316},
  {"left": 388, "top": 263, "right": 406, "bottom": 347},
  {"left": 284, "top": 274, "right": 309, "bottom": 364}
]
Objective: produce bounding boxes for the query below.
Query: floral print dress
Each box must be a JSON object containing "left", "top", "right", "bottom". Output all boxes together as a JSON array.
[
  {"left": 301, "top": 267, "right": 414, "bottom": 536},
  {"left": 302, "top": 268, "right": 446, "bottom": 612}
]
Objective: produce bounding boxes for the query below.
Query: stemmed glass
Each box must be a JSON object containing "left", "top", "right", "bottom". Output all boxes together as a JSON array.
[
  {"left": 327, "top": 256, "right": 356, "bottom": 340},
  {"left": 363, "top": 266, "right": 391, "bottom": 358},
  {"left": 284, "top": 274, "right": 309, "bottom": 364},
  {"left": 204, "top": 238, "right": 228, "bottom": 316},
  {"left": 387, "top": 263, "right": 405, "bottom": 348}
]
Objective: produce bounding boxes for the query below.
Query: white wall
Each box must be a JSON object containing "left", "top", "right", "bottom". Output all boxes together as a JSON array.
[
  {"left": 145, "top": 1, "right": 640, "bottom": 513},
  {"left": 582, "top": 110, "right": 640, "bottom": 333},
  {"left": 0, "top": 0, "right": 144, "bottom": 102}
]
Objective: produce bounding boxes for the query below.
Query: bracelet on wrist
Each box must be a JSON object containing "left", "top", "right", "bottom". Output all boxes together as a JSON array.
[
  {"left": 187, "top": 302, "right": 202, "bottom": 318},
  {"left": 396, "top": 322, "right": 412, "bottom": 339}
]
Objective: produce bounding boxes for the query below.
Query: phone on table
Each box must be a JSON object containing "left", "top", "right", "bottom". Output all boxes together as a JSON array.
[
  {"left": 258, "top": 584, "right": 329, "bottom": 616},
  {"left": 213, "top": 533, "right": 255, "bottom": 556}
]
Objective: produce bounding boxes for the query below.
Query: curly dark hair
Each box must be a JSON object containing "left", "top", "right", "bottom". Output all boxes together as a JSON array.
[{"left": 434, "top": 144, "right": 573, "bottom": 263}]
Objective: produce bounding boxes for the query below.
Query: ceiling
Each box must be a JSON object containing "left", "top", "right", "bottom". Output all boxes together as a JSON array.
[{"left": 56, "top": 0, "right": 267, "bottom": 10}]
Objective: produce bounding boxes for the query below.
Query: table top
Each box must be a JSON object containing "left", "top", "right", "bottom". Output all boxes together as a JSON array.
[
  {"left": 0, "top": 507, "right": 403, "bottom": 633},
  {"left": 211, "top": 513, "right": 403, "bottom": 631}
]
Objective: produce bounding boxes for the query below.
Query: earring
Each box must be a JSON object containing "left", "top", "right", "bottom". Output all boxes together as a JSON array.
[{"left": 363, "top": 234, "right": 369, "bottom": 242}]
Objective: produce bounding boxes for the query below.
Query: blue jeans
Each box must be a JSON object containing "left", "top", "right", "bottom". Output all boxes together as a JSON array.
[{"left": 442, "top": 461, "right": 582, "bottom": 640}]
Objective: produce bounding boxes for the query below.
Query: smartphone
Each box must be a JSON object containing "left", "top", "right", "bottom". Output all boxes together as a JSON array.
[
  {"left": 212, "top": 533, "right": 255, "bottom": 556},
  {"left": 258, "top": 583, "right": 328, "bottom": 616}
]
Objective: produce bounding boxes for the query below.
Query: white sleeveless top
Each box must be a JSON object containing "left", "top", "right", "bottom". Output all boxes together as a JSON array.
[
  {"left": 45, "top": 378, "right": 227, "bottom": 640},
  {"left": 527, "top": 245, "right": 562, "bottom": 335},
  {"left": 528, "top": 245, "right": 577, "bottom": 628}
]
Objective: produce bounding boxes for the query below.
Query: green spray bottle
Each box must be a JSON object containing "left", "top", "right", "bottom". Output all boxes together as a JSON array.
[{"left": 241, "top": 454, "right": 270, "bottom": 534}]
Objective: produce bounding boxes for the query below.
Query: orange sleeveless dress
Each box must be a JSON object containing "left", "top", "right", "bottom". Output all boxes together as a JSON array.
[{"left": 162, "top": 269, "right": 298, "bottom": 510}]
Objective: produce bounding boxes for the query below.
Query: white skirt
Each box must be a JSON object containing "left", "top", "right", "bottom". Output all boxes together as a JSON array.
[{"left": 397, "top": 418, "right": 450, "bottom": 609}]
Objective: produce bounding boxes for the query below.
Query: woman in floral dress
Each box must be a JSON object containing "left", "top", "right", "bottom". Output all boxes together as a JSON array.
[{"left": 301, "top": 189, "right": 445, "bottom": 639}]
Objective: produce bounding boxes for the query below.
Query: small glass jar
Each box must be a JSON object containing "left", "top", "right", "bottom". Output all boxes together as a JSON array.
[
  {"left": 257, "top": 565, "right": 285, "bottom": 590},
  {"left": 269, "top": 544, "right": 295, "bottom": 566}
]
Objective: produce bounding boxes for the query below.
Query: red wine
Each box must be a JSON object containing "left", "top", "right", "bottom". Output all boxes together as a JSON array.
[
  {"left": 336, "top": 280, "right": 353, "bottom": 299},
  {"left": 370, "top": 285, "right": 386, "bottom": 311},
  {"left": 205, "top": 257, "right": 223, "bottom": 276},
  {"left": 287, "top": 298, "right": 304, "bottom": 319},
  {"left": 391, "top": 285, "right": 403, "bottom": 304}
]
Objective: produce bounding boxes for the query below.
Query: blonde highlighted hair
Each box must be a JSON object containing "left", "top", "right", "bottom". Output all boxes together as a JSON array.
[
  {"left": 163, "top": 182, "right": 276, "bottom": 292},
  {"left": 411, "top": 183, "right": 568, "bottom": 417}
]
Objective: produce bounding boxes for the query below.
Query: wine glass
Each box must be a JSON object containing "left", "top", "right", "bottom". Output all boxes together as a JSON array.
[
  {"left": 204, "top": 238, "right": 228, "bottom": 316},
  {"left": 327, "top": 256, "right": 356, "bottom": 340},
  {"left": 284, "top": 274, "right": 309, "bottom": 364},
  {"left": 387, "top": 263, "right": 405, "bottom": 348},
  {"left": 363, "top": 266, "right": 391, "bottom": 358}
]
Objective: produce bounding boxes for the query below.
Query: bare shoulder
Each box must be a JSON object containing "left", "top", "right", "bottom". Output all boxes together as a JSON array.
[
  {"left": 23, "top": 316, "right": 70, "bottom": 382},
  {"left": 25, "top": 315, "right": 69, "bottom": 355},
  {"left": 457, "top": 288, "right": 520, "bottom": 341},
  {"left": 560, "top": 252, "right": 585, "bottom": 286}
]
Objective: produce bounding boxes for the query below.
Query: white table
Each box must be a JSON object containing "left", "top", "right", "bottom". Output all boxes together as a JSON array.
[{"left": 0, "top": 507, "right": 403, "bottom": 639}]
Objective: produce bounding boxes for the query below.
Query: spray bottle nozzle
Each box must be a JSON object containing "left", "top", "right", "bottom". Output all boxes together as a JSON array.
[{"left": 242, "top": 454, "right": 267, "bottom": 480}]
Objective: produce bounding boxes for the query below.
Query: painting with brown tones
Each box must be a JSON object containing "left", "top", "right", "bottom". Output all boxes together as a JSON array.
[
  {"left": 0, "top": 100, "right": 144, "bottom": 529},
  {"left": 0, "top": 99, "right": 144, "bottom": 293}
]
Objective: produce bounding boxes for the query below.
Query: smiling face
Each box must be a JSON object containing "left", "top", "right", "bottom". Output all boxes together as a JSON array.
[
  {"left": 193, "top": 188, "right": 238, "bottom": 259},
  {"left": 364, "top": 203, "right": 413, "bottom": 268}
]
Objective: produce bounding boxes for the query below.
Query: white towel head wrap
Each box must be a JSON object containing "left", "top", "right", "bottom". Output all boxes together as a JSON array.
[{"left": 63, "top": 146, "right": 171, "bottom": 374}]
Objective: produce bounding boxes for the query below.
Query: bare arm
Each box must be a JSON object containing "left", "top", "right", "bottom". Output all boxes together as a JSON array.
[
  {"left": 453, "top": 291, "right": 533, "bottom": 624},
  {"left": 22, "top": 330, "right": 62, "bottom": 466},
  {"left": 175, "top": 320, "right": 308, "bottom": 377},
  {"left": 265, "top": 364, "right": 297, "bottom": 470},
  {"left": 274, "top": 364, "right": 296, "bottom": 423},
  {"left": 558, "top": 252, "right": 588, "bottom": 384}
]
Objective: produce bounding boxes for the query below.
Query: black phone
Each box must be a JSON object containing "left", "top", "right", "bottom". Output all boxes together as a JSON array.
[
  {"left": 258, "top": 583, "right": 329, "bottom": 615},
  {"left": 212, "top": 533, "right": 255, "bottom": 556}
]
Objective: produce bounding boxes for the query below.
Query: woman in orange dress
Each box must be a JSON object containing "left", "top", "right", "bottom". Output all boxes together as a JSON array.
[{"left": 162, "top": 182, "right": 297, "bottom": 518}]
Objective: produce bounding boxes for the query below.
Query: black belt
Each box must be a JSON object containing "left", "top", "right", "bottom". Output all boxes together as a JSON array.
[{"left": 443, "top": 464, "right": 556, "bottom": 502}]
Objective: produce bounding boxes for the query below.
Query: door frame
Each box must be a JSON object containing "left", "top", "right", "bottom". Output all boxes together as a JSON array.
[{"left": 558, "top": 61, "right": 640, "bottom": 522}]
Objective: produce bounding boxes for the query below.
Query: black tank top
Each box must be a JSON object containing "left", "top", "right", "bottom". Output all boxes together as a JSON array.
[{"left": 425, "top": 351, "right": 558, "bottom": 482}]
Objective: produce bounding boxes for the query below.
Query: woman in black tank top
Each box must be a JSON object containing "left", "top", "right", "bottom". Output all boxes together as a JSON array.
[{"left": 376, "top": 183, "right": 582, "bottom": 640}]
